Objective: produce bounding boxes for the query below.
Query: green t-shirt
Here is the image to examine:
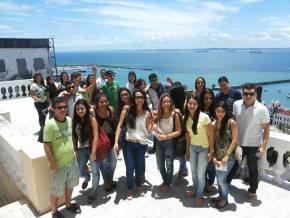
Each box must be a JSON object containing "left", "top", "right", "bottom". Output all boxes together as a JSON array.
[
  {"left": 102, "top": 81, "right": 119, "bottom": 109},
  {"left": 44, "top": 117, "right": 76, "bottom": 168}
]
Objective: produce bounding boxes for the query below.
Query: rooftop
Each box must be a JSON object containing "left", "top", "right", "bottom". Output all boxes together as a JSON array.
[{"left": 0, "top": 97, "right": 290, "bottom": 218}]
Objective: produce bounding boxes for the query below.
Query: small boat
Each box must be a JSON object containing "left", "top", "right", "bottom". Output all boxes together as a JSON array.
[{"left": 249, "top": 50, "right": 263, "bottom": 54}]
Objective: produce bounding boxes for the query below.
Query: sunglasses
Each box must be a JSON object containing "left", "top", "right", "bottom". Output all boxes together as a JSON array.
[
  {"left": 67, "top": 86, "right": 75, "bottom": 90},
  {"left": 243, "top": 92, "right": 255, "bottom": 97},
  {"left": 55, "top": 106, "right": 67, "bottom": 110},
  {"left": 150, "top": 78, "right": 157, "bottom": 83},
  {"left": 135, "top": 96, "right": 144, "bottom": 100}
]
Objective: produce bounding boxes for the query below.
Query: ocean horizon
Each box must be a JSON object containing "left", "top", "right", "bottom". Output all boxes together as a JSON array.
[{"left": 55, "top": 49, "right": 290, "bottom": 108}]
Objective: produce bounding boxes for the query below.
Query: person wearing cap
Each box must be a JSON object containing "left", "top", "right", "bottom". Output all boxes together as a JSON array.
[{"left": 101, "top": 70, "right": 120, "bottom": 109}]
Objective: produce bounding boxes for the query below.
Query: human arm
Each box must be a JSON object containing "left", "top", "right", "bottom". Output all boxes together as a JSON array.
[
  {"left": 113, "top": 109, "right": 127, "bottom": 157},
  {"left": 44, "top": 143, "right": 58, "bottom": 174},
  {"left": 206, "top": 122, "right": 214, "bottom": 161},
  {"left": 221, "top": 119, "right": 238, "bottom": 165},
  {"left": 86, "top": 65, "right": 97, "bottom": 95},
  {"left": 258, "top": 122, "right": 270, "bottom": 156},
  {"left": 90, "top": 117, "right": 99, "bottom": 161}
]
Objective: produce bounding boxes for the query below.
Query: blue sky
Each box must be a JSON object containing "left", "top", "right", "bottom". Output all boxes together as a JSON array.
[{"left": 1, "top": 0, "right": 290, "bottom": 51}]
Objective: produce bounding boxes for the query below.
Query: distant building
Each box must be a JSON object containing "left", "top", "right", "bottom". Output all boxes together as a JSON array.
[
  {"left": 273, "top": 110, "right": 290, "bottom": 126},
  {"left": 0, "top": 38, "right": 52, "bottom": 81}
]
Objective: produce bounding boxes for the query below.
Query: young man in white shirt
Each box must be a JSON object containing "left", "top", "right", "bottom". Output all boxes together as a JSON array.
[{"left": 233, "top": 83, "right": 270, "bottom": 200}]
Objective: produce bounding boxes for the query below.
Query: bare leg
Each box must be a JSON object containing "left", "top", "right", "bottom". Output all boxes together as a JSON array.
[
  {"left": 51, "top": 195, "right": 59, "bottom": 215},
  {"left": 65, "top": 187, "right": 73, "bottom": 208}
]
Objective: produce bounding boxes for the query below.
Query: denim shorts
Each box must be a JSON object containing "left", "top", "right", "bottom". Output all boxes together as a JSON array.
[{"left": 51, "top": 161, "right": 79, "bottom": 197}]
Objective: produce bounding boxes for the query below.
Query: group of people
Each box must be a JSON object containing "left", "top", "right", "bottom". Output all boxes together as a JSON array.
[{"left": 30, "top": 67, "right": 270, "bottom": 218}]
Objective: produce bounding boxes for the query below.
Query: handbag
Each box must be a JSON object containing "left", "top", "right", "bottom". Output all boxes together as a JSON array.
[
  {"left": 91, "top": 124, "right": 111, "bottom": 162},
  {"left": 172, "top": 112, "right": 186, "bottom": 157}
]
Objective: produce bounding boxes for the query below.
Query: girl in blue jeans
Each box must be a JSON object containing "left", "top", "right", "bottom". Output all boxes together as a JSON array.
[
  {"left": 211, "top": 101, "right": 237, "bottom": 208},
  {"left": 72, "top": 99, "right": 108, "bottom": 203},
  {"left": 184, "top": 95, "right": 214, "bottom": 206},
  {"left": 154, "top": 94, "right": 181, "bottom": 192},
  {"left": 114, "top": 89, "right": 153, "bottom": 200}
]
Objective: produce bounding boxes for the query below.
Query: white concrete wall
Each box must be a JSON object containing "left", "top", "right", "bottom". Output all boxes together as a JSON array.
[{"left": 0, "top": 48, "right": 50, "bottom": 81}]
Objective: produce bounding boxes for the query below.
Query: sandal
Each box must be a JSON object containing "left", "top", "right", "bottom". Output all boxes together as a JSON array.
[
  {"left": 215, "top": 198, "right": 228, "bottom": 209},
  {"left": 66, "top": 203, "right": 81, "bottom": 214},
  {"left": 52, "top": 211, "right": 64, "bottom": 218}
]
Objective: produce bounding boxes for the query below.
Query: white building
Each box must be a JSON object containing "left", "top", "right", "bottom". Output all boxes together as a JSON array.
[{"left": 273, "top": 109, "right": 290, "bottom": 126}]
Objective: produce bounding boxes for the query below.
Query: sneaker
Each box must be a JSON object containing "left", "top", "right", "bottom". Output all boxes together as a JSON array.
[
  {"left": 82, "top": 178, "right": 89, "bottom": 190},
  {"left": 247, "top": 192, "right": 257, "bottom": 201},
  {"left": 127, "top": 190, "right": 133, "bottom": 200},
  {"left": 137, "top": 186, "right": 144, "bottom": 197}
]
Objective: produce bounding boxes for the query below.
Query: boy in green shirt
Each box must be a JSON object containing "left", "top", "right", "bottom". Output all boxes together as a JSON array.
[
  {"left": 102, "top": 70, "right": 119, "bottom": 109},
  {"left": 44, "top": 97, "right": 81, "bottom": 218}
]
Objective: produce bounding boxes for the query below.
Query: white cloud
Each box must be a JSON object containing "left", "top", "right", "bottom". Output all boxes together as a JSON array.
[
  {"left": 0, "top": 1, "right": 36, "bottom": 13},
  {"left": 240, "top": 0, "right": 263, "bottom": 3},
  {"left": 44, "top": 0, "right": 76, "bottom": 5},
  {"left": 203, "top": 1, "right": 239, "bottom": 13}
]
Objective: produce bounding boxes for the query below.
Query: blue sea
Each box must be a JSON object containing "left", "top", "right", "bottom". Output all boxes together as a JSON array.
[{"left": 55, "top": 49, "right": 290, "bottom": 108}]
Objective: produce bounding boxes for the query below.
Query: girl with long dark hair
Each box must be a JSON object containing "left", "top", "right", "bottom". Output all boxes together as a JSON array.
[
  {"left": 211, "top": 101, "right": 237, "bottom": 208},
  {"left": 154, "top": 94, "right": 181, "bottom": 192},
  {"left": 116, "top": 87, "right": 131, "bottom": 118},
  {"left": 192, "top": 76, "right": 206, "bottom": 98},
  {"left": 184, "top": 95, "right": 214, "bottom": 206},
  {"left": 126, "top": 71, "right": 137, "bottom": 93},
  {"left": 72, "top": 99, "right": 107, "bottom": 203},
  {"left": 114, "top": 89, "right": 153, "bottom": 200},
  {"left": 59, "top": 71, "right": 69, "bottom": 91},
  {"left": 94, "top": 93, "right": 117, "bottom": 192}
]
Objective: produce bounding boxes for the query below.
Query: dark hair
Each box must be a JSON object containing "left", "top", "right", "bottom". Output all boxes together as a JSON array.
[
  {"left": 214, "top": 101, "right": 231, "bottom": 140},
  {"left": 52, "top": 97, "right": 67, "bottom": 108},
  {"left": 106, "top": 70, "right": 114, "bottom": 75},
  {"left": 169, "top": 81, "right": 186, "bottom": 115},
  {"left": 86, "top": 74, "right": 93, "bottom": 87},
  {"left": 60, "top": 72, "right": 68, "bottom": 85},
  {"left": 135, "top": 78, "right": 146, "bottom": 90},
  {"left": 65, "top": 80, "right": 74, "bottom": 90},
  {"left": 242, "top": 83, "right": 255, "bottom": 91},
  {"left": 100, "top": 68, "right": 106, "bottom": 74},
  {"left": 127, "top": 89, "right": 150, "bottom": 129},
  {"left": 128, "top": 71, "right": 137, "bottom": 83},
  {"left": 72, "top": 99, "right": 92, "bottom": 146},
  {"left": 184, "top": 95, "right": 200, "bottom": 135},
  {"left": 148, "top": 73, "right": 157, "bottom": 80},
  {"left": 71, "top": 72, "right": 81, "bottom": 80},
  {"left": 117, "top": 87, "right": 131, "bottom": 118},
  {"left": 46, "top": 75, "right": 58, "bottom": 97},
  {"left": 218, "top": 76, "right": 229, "bottom": 84},
  {"left": 195, "top": 76, "right": 206, "bottom": 91},
  {"left": 256, "top": 85, "right": 263, "bottom": 102},
  {"left": 33, "top": 73, "right": 45, "bottom": 86},
  {"left": 95, "top": 93, "right": 108, "bottom": 109},
  {"left": 200, "top": 88, "right": 215, "bottom": 119}
]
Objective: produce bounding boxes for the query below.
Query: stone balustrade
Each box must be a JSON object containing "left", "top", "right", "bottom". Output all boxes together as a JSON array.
[{"left": 0, "top": 79, "right": 32, "bottom": 100}]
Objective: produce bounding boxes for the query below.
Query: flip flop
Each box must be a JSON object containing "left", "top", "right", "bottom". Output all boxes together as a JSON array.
[{"left": 66, "top": 203, "right": 81, "bottom": 214}]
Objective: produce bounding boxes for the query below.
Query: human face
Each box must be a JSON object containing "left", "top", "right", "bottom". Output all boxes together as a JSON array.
[
  {"left": 100, "top": 70, "right": 106, "bottom": 79},
  {"left": 129, "top": 74, "right": 136, "bottom": 83},
  {"left": 54, "top": 102, "right": 67, "bottom": 120},
  {"left": 243, "top": 88, "right": 256, "bottom": 106},
  {"left": 204, "top": 93, "right": 213, "bottom": 109},
  {"left": 36, "top": 75, "right": 42, "bottom": 83},
  {"left": 97, "top": 96, "right": 108, "bottom": 109},
  {"left": 62, "top": 74, "right": 68, "bottom": 82},
  {"left": 120, "top": 90, "right": 130, "bottom": 105},
  {"left": 149, "top": 77, "right": 158, "bottom": 88},
  {"left": 74, "top": 76, "right": 81, "bottom": 85},
  {"left": 196, "top": 78, "right": 205, "bottom": 92},
  {"left": 161, "top": 96, "right": 171, "bottom": 112},
  {"left": 135, "top": 92, "right": 145, "bottom": 106},
  {"left": 88, "top": 75, "right": 94, "bottom": 84},
  {"left": 48, "top": 77, "right": 54, "bottom": 85},
  {"left": 187, "top": 98, "right": 198, "bottom": 114},
  {"left": 107, "top": 74, "right": 114, "bottom": 83},
  {"left": 215, "top": 106, "right": 225, "bottom": 122},
  {"left": 67, "top": 84, "right": 75, "bottom": 93},
  {"left": 219, "top": 81, "right": 230, "bottom": 94},
  {"left": 76, "top": 103, "right": 86, "bottom": 118},
  {"left": 140, "top": 82, "right": 146, "bottom": 91}
]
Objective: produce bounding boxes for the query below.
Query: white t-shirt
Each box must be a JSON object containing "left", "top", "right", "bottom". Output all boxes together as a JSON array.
[
  {"left": 233, "top": 100, "right": 270, "bottom": 147},
  {"left": 126, "top": 82, "right": 135, "bottom": 93},
  {"left": 96, "top": 77, "right": 106, "bottom": 88}
]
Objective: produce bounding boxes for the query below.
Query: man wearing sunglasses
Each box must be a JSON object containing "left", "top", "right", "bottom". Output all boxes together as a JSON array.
[
  {"left": 44, "top": 97, "right": 81, "bottom": 218},
  {"left": 58, "top": 80, "right": 83, "bottom": 117},
  {"left": 233, "top": 83, "right": 270, "bottom": 201}
]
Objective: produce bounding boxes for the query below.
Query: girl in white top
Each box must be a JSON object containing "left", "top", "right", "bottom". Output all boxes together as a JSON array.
[
  {"left": 126, "top": 71, "right": 137, "bottom": 93},
  {"left": 114, "top": 89, "right": 153, "bottom": 200},
  {"left": 154, "top": 94, "right": 181, "bottom": 192}
]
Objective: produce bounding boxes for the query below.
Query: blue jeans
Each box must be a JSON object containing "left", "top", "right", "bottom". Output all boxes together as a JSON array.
[
  {"left": 216, "top": 159, "right": 235, "bottom": 200},
  {"left": 77, "top": 147, "right": 91, "bottom": 179},
  {"left": 100, "top": 148, "right": 117, "bottom": 182},
  {"left": 178, "top": 156, "right": 188, "bottom": 175},
  {"left": 156, "top": 139, "right": 174, "bottom": 186},
  {"left": 90, "top": 158, "right": 107, "bottom": 194},
  {"left": 189, "top": 145, "right": 208, "bottom": 196},
  {"left": 123, "top": 141, "right": 148, "bottom": 190},
  {"left": 206, "top": 161, "right": 216, "bottom": 186}
]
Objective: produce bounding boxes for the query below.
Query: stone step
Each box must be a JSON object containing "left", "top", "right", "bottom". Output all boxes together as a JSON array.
[{"left": 0, "top": 200, "right": 36, "bottom": 218}]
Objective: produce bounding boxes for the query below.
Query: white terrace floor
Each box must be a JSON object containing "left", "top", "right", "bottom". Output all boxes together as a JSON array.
[{"left": 0, "top": 98, "right": 289, "bottom": 218}]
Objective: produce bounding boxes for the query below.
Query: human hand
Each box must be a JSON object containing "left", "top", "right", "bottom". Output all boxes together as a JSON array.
[
  {"left": 90, "top": 153, "right": 96, "bottom": 161},
  {"left": 50, "top": 162, "right": 58, "bottom": 174},
  {"left": 221, "top": 155, "right": 229, "bottom": 165}
]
